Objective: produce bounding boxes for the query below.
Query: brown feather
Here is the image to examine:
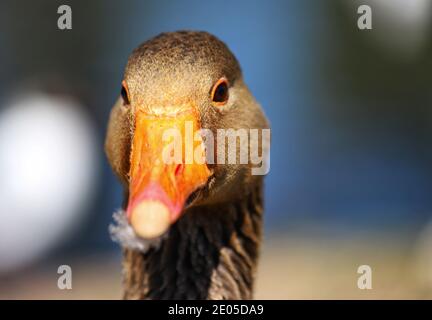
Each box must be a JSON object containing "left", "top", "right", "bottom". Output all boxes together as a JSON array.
[{"left": 122, "top": 181, "right": 263, "bottom": 299}]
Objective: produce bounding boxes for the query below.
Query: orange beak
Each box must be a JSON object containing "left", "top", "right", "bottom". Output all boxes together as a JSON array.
[{"left": 126, "top": 107, "right": 211, "bottom": 239}]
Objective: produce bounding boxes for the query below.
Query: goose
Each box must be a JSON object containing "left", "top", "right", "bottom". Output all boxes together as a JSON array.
[{"left": 105, "top": 31, "right": 270, "bottom": 299}]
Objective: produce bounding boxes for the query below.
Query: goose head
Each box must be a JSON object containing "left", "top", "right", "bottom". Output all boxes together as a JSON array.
[{"left": 106, "top": 31, "right": 269, "bottom": 244}]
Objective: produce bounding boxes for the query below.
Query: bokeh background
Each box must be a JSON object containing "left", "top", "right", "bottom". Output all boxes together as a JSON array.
[{"left": 1, "top": 0, "right": 432, "bottom": 299}]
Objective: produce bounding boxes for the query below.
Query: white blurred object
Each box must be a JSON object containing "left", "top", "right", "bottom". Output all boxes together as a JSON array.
[
  {"left": 0, "top": 92, "right": 98, "bottom": 272},
  {"left": 351, "top": 0, "right": 432, "bottom": 59}
]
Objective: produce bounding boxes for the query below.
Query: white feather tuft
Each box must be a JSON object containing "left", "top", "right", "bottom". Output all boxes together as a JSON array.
[{"left": 109, "top": 210, "right": 165, "bottom": 253}]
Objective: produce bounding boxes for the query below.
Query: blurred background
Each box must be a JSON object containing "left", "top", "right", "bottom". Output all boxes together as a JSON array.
[{"left": 0, "top": 0, "right": 432, "bottom": 299}]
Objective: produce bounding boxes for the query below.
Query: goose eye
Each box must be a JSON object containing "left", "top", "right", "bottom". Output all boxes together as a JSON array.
[
  {"left": 211, "top": 78, "right": 229, "bottom": 105},
  {"left": 121, "top": 81, "right": 130, "bottom": 106}
]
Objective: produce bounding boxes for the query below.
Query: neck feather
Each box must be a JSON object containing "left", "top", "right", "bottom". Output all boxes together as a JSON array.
[{"left": 121, "top": 181, "right": 264, "bottom": 300}]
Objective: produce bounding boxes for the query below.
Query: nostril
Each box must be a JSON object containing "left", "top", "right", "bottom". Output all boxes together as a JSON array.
[{"left": 175, "top": 164, "right": 184, "bottom": 176}]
